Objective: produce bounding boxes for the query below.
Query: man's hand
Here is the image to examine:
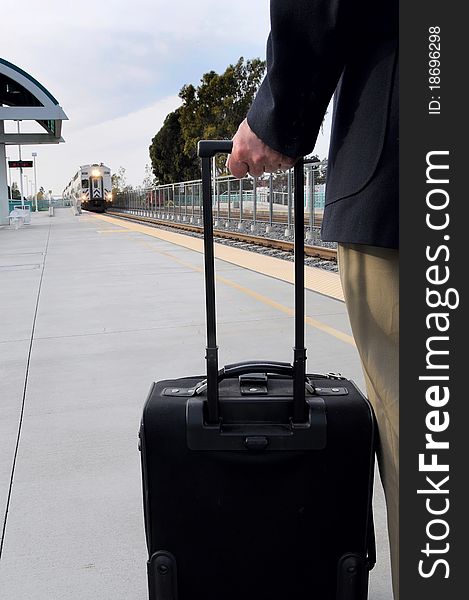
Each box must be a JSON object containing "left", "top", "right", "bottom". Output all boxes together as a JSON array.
[{"left": 227, "top": 119, "right": 296, "bottom": 179}]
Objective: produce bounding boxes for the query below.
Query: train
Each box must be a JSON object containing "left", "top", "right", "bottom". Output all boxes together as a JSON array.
[{"left": 63, "top": 163, "right": 112, "bottom": 213}]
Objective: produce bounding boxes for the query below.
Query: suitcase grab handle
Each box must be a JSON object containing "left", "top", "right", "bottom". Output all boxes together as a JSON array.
[{"left": 221, "top": 361, "right": 293, "bottom": 380}]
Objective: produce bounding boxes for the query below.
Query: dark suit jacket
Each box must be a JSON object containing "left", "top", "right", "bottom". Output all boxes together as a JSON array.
[{"left": 247, "top": 0, "right": 398, "bottom": 249}]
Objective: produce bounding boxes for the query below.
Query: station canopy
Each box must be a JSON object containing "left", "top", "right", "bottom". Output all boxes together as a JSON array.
[{"left": 0, "top": 57, "right": 68, "bottom": 144}]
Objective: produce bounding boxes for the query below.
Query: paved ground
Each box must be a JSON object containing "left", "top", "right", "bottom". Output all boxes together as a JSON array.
[{"left": 0, "top": 209, "right": 392, "bottom": 599}]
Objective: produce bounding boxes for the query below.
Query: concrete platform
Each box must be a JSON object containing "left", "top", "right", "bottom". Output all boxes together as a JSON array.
[{"left": 0, "top": 209, "right": 392, "bottom": 599}]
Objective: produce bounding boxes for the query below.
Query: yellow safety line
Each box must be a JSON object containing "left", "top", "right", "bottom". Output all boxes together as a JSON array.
[
  {"left": 85, "top": 213, "right": 354, "bottom": 346},
  {"left": 96, "top": 229, "right": 132, "bottom": 233},
  {"left": 137, "top": 240, "right": 355, "bottom": 348},
  {"left": 89, "top": 213, "right": 344, "bottom": 300},
  {"left": 216, "top": 274, "right": 355, "bottom": 347}
]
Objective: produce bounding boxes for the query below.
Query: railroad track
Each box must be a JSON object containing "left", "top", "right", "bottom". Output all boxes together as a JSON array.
[{"left": 105, "top": 210, "right": 337, "bottom": 261}]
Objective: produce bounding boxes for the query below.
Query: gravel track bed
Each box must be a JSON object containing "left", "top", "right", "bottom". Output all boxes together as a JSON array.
[{"left": 219, "top": 219, "right": 336, "bottom": 250}]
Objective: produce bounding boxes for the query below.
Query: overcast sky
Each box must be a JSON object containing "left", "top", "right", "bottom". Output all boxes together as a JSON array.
[{"left": 1, "top": 0, "right": 331, "bottom": 195}]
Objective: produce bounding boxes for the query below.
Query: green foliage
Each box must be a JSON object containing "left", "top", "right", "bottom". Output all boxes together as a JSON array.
[
  {"left": 111, "top": 166, "right": 130, "bottom": 195},
  {"left": 149, "top": 57, "right": 266, "bottom": 183},
  {"left": 179, "top": 57, "right": 265, "bottom": 158},
  {"left": 149, "top": 109, "right": 200, "bottom": 184},
  {"left": 10, "top": 181, "right": 21, "bottom": 199},
  {"left": 142, "top": 163, "right": 157, "bottom": 189},
  {"left": 315, "top": 163, "right": 327, "bottom": 185}
]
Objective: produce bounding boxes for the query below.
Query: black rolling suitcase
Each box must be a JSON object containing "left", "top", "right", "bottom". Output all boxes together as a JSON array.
[{"left": 139, "top": 140, "right": 376, "bottom": 600}]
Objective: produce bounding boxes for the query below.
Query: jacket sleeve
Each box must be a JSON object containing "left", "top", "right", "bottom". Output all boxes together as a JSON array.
[{"left": 247, "top": 0, "right": 351, "bottom": 158}]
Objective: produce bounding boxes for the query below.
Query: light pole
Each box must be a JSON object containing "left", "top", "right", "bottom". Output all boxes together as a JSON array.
[
  {"left": 32, "top": 152, "right": 38, "bottom": 211},
  {"left": 16, "top": 121, "right": 25, "bottom": 209},
  {"left": 5, "top": 155, "right": 11, "bottom": 198}
]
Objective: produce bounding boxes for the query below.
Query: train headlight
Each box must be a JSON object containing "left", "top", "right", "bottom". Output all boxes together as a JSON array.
[
  {"left": 91, "top": 169, "right": 100, "bottom": 177},
  {"left": 106, "top": 192, "right": 112, "bottom": 200},
  {"left": 81, "top": 194, "right": 86, "bottom": 200}
]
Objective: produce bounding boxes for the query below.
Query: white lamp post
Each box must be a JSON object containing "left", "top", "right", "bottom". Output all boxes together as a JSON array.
[
  {"left": 32, "top": 152, "right": 38, "bottom": 211},
  {"left": 5, "top": 156, "right": 11, "bottom": 196},
  {"left": 16, "top": 121, "right": 25, "bottom": 209}
]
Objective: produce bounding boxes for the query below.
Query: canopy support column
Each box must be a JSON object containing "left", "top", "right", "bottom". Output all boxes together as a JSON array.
[{"left": 0, "top": 122, "right": 9, "bottom": 225}]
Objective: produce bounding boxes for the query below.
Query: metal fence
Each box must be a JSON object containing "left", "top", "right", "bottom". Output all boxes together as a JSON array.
[{"left": 113, "top": 162, "right": 327, "bottom": 239}]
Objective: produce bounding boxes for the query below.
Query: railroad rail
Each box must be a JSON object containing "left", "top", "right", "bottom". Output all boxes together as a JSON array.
[{"left": 105, "top": 210, "right": 337, "bottom": 261}]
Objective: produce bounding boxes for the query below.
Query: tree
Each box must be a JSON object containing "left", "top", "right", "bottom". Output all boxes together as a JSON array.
[
  {"left": 179, "top": 57, "right": 265, "bottom": 171},
  {"left": 111, "top": 166, "right": 128, "bottom": 196},
  {"left": 315, "top": 161, "right": 327, "bottom": 185},
  {"left": 149, "top": 108, "right": 200, "bottom": 184},
  {"left": 142, "top": 163, "right": 157, "bottom": 189},
  {"left": 10, "top": 181, "right": 21, "bottom": 199},
  {"left": 149, "top": 57, "right": 266, "bottom": 182}
]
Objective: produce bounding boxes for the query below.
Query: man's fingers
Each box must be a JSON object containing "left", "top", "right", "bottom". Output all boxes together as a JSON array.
[
  {"left": 231, "top": 156, "right": 265, "bottom": 177},
  {"left": 228, "top": 117, "right": 297, "bottom": 178},
  {"left": 264, "top": 157, "right": 296, "bottom": 173},
  {"left": 228, "top": 154, "right": 296, "bottom": 178},
  {"left": 249, "top": 164, "right": 265, "bottom": 178},
  {"left": 229, "top": 159, "right": 249, "bottom": 179}
]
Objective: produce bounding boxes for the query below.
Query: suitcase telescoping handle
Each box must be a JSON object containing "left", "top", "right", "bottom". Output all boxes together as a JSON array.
[{"left": 197, "top": 140, "right": 307, "bottom": 424}]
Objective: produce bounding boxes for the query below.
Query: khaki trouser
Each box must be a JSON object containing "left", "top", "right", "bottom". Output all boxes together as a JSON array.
[{"left": 338, "top": 243, "right": 399, "bottom": 600}]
